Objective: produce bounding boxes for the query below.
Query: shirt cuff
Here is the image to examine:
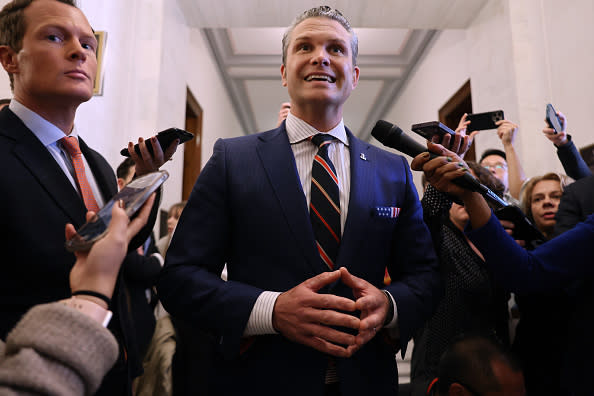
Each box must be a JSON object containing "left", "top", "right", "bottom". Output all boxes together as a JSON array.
[
  {"left": 382, "top": 290, "right": 399, "bottom": 329},
  {"left": 243, "top": 291, "right": 281, "bottom": 336},
  {"left": 150, "top": 253, "right": 164, "bottom": 266}
]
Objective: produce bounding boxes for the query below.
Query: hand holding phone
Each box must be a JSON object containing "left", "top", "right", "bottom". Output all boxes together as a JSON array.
[
  {"left": 121, "top": 128, "right": 194, "bottom": 157},
  {"left": 466, "top": 110, "right": 504, "bottom": 132},
  {"left": 545, "top": 103, "right": 564, "bottom": 134},
  {"left": 411, "top": 121, "right": 473, "bottom": 157}
]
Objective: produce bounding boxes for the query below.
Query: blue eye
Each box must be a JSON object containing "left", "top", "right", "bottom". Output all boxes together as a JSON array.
[{"left": 47, "top": 34, "right": 62, "bottom": 43}]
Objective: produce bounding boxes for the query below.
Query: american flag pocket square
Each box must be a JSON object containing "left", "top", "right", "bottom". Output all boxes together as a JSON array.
[{"left": 373, "top": 206, "right": 401, "bottom": 218}]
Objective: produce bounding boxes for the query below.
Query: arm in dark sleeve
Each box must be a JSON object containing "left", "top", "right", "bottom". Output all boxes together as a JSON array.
[
  {"left": 553, "top": 179, "right": 589, "bottom": 236},
  {"left": 467, "top": 212, "right": 594, "bottom": 293},
  {"left": 157, "top": 139, "right": 262, "bottom": 358},
  {"left": 384, "top": 157, "right": 441, "bottom": 351},
  {"left": 556, "top": 135, "right": 592, "bottom": 180},
  {"left": 122, "top": 251, "right": 163, "bottom": 286}
]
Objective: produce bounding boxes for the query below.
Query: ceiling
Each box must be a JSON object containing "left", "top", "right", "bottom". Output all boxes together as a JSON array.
[{"left": 176, "top": 0, "right": 489, "bottom": 140}]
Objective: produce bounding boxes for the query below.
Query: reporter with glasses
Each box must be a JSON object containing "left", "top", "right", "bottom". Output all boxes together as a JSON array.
[{"left": 412, "top": 141, "right": 594, "bottom": 396}]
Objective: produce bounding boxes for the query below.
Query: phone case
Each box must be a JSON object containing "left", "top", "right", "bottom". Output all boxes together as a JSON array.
[
  {"left": 65, "top": 170, "right": 169, "bottom": 252},
  {"left": 546, "top": 104, "right": 563, "bottom": 134},
  {"left": 467, "top": 110, "right": 504, "bottom": 132},
  {"left": 120, "top": 128, "right": 195, "bottom": 157},
  {"left": 411, "top": 121, "right": 455, "bottom": 140}
]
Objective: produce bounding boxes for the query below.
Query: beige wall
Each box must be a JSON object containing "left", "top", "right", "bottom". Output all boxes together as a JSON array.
[
  {"left": 385, "top": 0, "right": 594, "bottom": 194},
  {"left": 0, "top": 0, "right": 243, "bottom": 213}
]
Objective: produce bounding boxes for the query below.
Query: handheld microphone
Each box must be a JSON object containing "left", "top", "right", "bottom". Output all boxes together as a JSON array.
[{"left": 371, "top": 120, "right": 507, "bottom": 208}]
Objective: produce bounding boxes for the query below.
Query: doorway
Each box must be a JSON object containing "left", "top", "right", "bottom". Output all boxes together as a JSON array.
[
  {"left": 438, "top": 80, "right": 475, "bottom": 161},
  {"left": 183, "top": 88, "right": 203, "bottom": 200}
]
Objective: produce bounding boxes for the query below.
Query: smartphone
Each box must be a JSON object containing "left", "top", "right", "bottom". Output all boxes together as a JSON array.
[
  {"left": 411, "top": 121, "right": 455, "bottom": 140},
  {"left": 65, "top": 171, "right": 169, "bottom": 252},
  {"left": 466, "top": 110, "right": 504, "bottom": 132},
  {"left": 494, "top": 205, "right": 546, "bottom": 243},
  {"left": 546, "top": 103, "right": 563, "bottom": 134},
  {"left": 120, "top": 128, "right": 194, "bottom": 157}
]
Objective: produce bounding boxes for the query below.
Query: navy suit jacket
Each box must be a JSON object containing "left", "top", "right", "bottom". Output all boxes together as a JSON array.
[
  {"left": 158, "top": 125, "right": 440, "bottom": 396},
  {"left": 0, "top": 107, "right": 158, "bottom": 394}
]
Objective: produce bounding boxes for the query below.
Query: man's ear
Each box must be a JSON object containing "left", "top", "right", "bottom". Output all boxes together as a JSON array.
[
  {"left": 0, "top": 45, "right": 18, "bottom": 74},
  {"left": 117, "top": 178, "right": 125, "bottom": 191},
  {"left": 280, "top": 64, "right": 287, "bottom": 87},
  {"left": 448, "top": 383, "right": 469, "bottom": 396},
  {"left": 351, "top": 65, "right": 360, "bottom": 89}
]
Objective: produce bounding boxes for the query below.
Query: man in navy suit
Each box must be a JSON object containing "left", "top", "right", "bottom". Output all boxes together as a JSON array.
[
  {"left": 159, "top": 6, "right": 440, "bottom": 396},
  {"left": 0, "top": 1, "right": 176, "bottom": 394}
]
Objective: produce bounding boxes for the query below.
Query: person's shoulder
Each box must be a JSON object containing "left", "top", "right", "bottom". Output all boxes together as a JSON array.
[
  {"left": 349, "top": 132, "right": 407, "bottom": 165},
  {"left": 566, "top": 174, "right": 594, "bottom": 192},
  {"left": 217, "top": 127, "right": 286, "bottom": 148}
]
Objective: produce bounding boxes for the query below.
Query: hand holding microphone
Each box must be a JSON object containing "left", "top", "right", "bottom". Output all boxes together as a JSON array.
[{"left": 371, "top": 120, "right": 508, "bottom": 208}]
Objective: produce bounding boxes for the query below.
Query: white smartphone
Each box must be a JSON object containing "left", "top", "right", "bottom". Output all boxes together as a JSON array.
[{"left": 65, "top": 170, "right": 169, "bottom": 252}]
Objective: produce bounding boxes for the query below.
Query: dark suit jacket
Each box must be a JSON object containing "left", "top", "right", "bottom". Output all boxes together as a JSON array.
[
  {"left": 158, "top": 125, "right": 440, "bottom": 396},
  {"left": 0, "top": 107, "right": 157, "bottom": 395},
  {"left": 554, "top": 174, "right": 594, "bottom": 235}
]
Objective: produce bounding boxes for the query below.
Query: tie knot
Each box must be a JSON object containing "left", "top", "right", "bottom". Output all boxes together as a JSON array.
[
  {"left": 60, "top": 136, "right": 82, "bottom": 156},
  {"left": 310, "top": 133, "right": 335, "bottom": 149}
]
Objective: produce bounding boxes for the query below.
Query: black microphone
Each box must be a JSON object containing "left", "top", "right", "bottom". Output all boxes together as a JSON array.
[{"left": 371, "top": 120, "right": 507, "bottom": 208}]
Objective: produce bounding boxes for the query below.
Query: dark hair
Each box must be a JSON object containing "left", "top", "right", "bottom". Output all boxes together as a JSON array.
[
  {"left": 0, "top": 0, "right": 79, "bottom": 90},
  {"left": 282, "top": 6, "right": 358, "bottom": 67},
  {"left": 0, "top": 98, "right": 10, "bottom": 106},
  {"left": 479, "top": 148, "right": 506, "bottom": 164},
  {"left": 467, "top": 161, "right": 505, "bottom": 198},
  {"left": 116, "top": 157, "right": 135, "bottom": 180},
  {"left": 437, "top": 334, "right": 521, "bottom": 395}
]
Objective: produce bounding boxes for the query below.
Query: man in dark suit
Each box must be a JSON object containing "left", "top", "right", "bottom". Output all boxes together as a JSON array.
[
  {"left": 158, "top": 6, "right": 440, "bottom": 396},
  {"left": 0, "top": 1, "right": 176, "bottom": 394}
]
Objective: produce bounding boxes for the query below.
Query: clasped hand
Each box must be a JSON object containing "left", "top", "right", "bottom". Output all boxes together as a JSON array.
[{"left": 272, "top": 267, "right": 390, "bottom": 358}]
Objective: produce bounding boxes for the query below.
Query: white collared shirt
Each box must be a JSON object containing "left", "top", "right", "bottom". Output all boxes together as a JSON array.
[
  {"left": 9, "top": 99, "right": 105, "bottom": 208},
  {"left": 285, "top": 112, "right": 350, "bottom": 233}
]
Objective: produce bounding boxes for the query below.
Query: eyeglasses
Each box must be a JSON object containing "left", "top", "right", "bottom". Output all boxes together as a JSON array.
[{"left": 483, "top": 164, "right": 507, "bottom": 171}]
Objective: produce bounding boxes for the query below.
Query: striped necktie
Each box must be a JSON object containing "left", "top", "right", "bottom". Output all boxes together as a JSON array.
[
  {"left": 309, "top": 133, "right": 340, "bottom": 269},
  {"left": 60, "top": 136, "right": 101, "bottom": 213}
]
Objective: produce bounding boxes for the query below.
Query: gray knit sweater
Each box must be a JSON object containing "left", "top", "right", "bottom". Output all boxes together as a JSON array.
[{"left": 0, "top": 302, "right": 118, "bottom": 395}]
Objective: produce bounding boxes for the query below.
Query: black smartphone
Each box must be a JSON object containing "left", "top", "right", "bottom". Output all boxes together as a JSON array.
[
  {"left": 546, "top": 103, "right": 563, "bottom": 134},
  {"left": 466, "top": 110, "right": 504, "bottom": 132},
  {"left": 411, "top": 121, "right": 455, "bottom": 140},
  {"left": 120, "top": 128, "right": 194, "bottom": 157},
  {"left": 494, "top": 205, "right": 546, "bottom": 243},
  {"left": 65, "top": 171, "right": 169, "bottom": 252}
]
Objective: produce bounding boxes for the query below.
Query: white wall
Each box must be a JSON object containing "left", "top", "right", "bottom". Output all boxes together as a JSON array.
[
  {"left": 385, "top": 0, "right": 594, "bottom": 195},
  {"left": 381, "top": 29, "right": 471, "bottom": 190},
  {"left": 0, "top": 0, "right": 242, "bottom": 217}
]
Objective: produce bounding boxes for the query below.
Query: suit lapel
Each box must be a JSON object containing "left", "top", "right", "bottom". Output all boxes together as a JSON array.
[
  {"left": 0, "top": 110, "right": 86, "bottom": 225},
  {"left": 337, "top": 130, "right": 374, "bottom": 268},
  {"left": 256, "top": 126, "right": 326, "bottom": 276}
]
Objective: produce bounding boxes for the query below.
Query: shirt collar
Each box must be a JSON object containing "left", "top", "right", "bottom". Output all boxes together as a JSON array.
[
  {"left": 285, "top": 112, "right": 349, "bottom": 147},
  {"left": 9, "top": 99, "right": 77, "bottom": 146}
]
